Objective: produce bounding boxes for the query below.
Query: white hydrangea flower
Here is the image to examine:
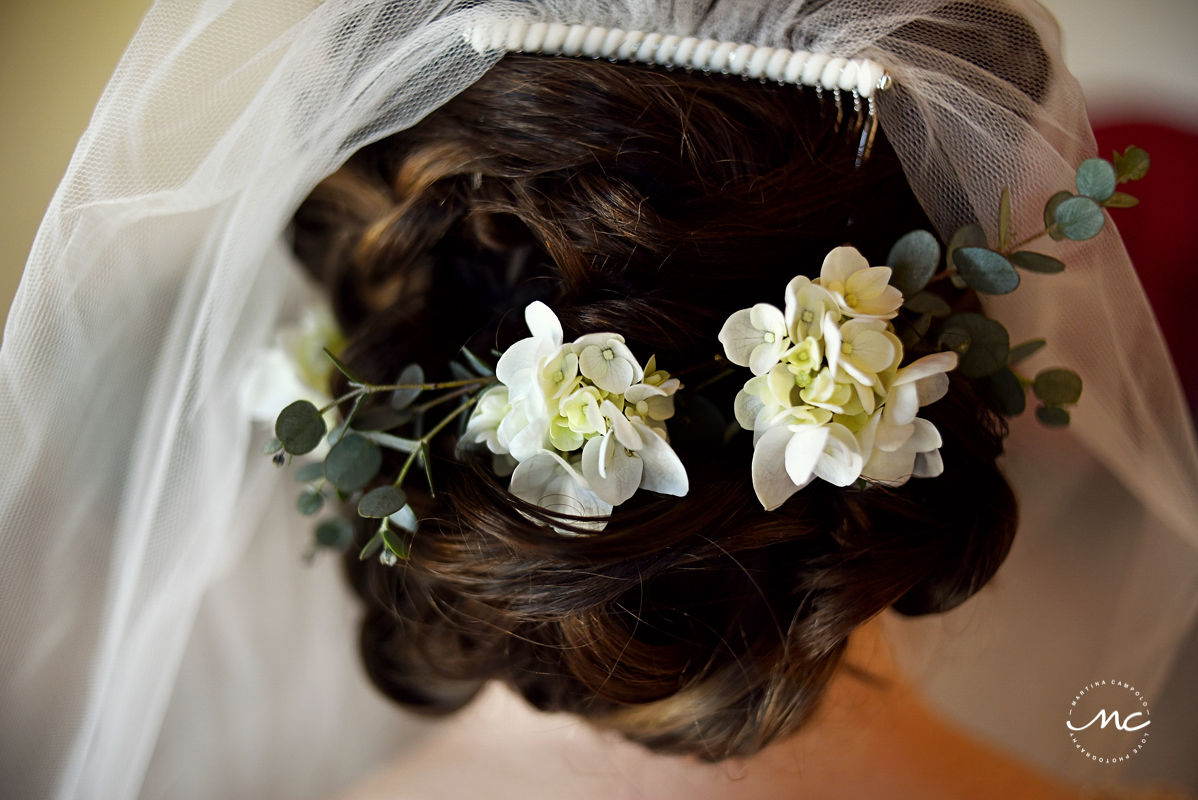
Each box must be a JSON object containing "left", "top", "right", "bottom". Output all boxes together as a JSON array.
[
  {"left": 624, "top": 378, "right": 679, "bottom": 422},
  {"left": 718, "top": 303, "right": 790, "bottom": 376},
  {"left": 579, "top": 400, "right": 688, "bottom": 506},
  {"left": 750, "top": 421, "right": 864, "bottom": 510},
  {"left": 784, "top": 276, "right": 839, "bottom": 342},
  {"left": 464, "top": 384, "right": 510, "bottom": 453},
  {"left": 495, "top": 301, "right": 564, "bottom": 405},
  {"left": 818, "top": 246, "right": 903, "bottom": 320},
  {"left": 574, "top": 332, "right": 644, "bottom": 395}
]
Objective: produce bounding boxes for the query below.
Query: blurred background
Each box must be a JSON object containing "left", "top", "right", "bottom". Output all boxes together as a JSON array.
[{"left": 3, "top": 0, "right": 1197, "bottom": 343}]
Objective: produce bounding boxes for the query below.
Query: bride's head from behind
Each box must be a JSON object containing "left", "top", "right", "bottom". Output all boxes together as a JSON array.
[{"left": 290, "top": 54, "right": 1016, "bottom": 762}]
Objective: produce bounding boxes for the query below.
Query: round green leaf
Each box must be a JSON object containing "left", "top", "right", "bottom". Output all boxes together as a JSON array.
[
  {"left": 297, "top": 490, "right": 324, "bottom": 516},
  {"left": 952, "top": 247, "right": 1020, "bottom": 295},
  {"left": 1113, "top": 145, "right": 1150, "bottom": 183},
  {"left": 886, "top": 230, "right": 941, "bottom": 296},
  {"left": 390, "top": 363, "right": 425, "bottom": 410},
  {"left": 358, "top": 486, "right": 407, "bottom": 519},
  {"left": 947, "top": 223, "right": 987, "bottom": 270},
  {"left": 294, "top": 462, "right": 326, "bottom": 483},
  {"left": 316, "top": 517, "right": 355, "bottom": 550},
  {"left": 263, "top": 437, "right": 283, "bottom": 455},
  {"left": 1053, "top": 196, "right": 1105, "bottom": 241},
  {"left": 324, "top": 433, "right": 382, "bottom": 493},
  {"left": 1036, "top": 405, "right": 1071, "bottom": 428},
  {"left": 1032, "top": 368, "right": 1083, "bottom": 405},
  {"left": 1043, "top": 191, "right": 1072, "bottom": 241},
  {"left": 1008, "top": 338, "right": 1046, "bottom": 365},
  {"left": 984, "top": 367, "right": 1027, "bottom": 417},
  {"left": 1010, "top": 251, "right": 1065, "bottom": 274},
  {"left": 275, "top": 400, "right": 327, "bottom": 456},
  {"left": 1075, "top": 158, "right": 1116, "bottom": 202},
  {"left": 938, "top": 313, "right": 1010, "bottom": 378},
  {"left": 903, "top": 291, "right": 952, "bottom": 317}
]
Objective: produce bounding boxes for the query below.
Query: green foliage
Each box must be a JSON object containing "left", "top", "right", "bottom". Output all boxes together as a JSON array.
[
  {"left": 938, "top": 313, "right": 1010, "bottom": 378},
  {"left": 1010, "top": 251, "right": 1065, "bottom": 274},
  {"left": 1103, "top": 192, "right": 1139, "bottom": 209},
  {"left": 460, "top": 347, "right": 495, "bottom": 377},
  {"left": 1113, "top": 145, "right": 1150, "bottom": 183},
  {"left": 903, "top": 291, "right": 951, "bottom": 317},
  {"left": 953, "top": 247, "right": 1020, "bottom": 295},
  {"left": 315, "top": 517, "right": 355, "bottom": 550},
  {"left": 887, "top": 229, "right": 941, "bottom": 296},
  {"left": 1076, "top": 158, "right": 1116, "bottom": 202},
  {"left": 1036, "top": 405, "right": 1071, "bottom": 427},
  {"left": 1043, "top": 190, "right": 1072, "bottom": 241},
  {"left": 358, "top": 486, "right": 406, "bottom": 518},
  {"left": 1008, "top": 338, "right": 1046, "bottom": 365},
  {"left": 1053, "top": 196, "right": 1105, "bottom": 241},
  {"left": 297, "top": 490, "right": 324, "bottom": 516},
  {"left": 263, "top": 437, "right": 283, "bottom": 455},
  {"left": 380, "top": 525, "right": 410, "bottom": 560},
  {"left": 323, "top": 347, "right": 364, "bottom": 384},
  {"left": 275, "top": 400, "right": 327, "bottom": 456},
  {"left": 358, "top": 530, "right": 384, "bottom": 560},
  {"left": 389, "top": 363, "right": 424, "bottom": 410},
  {"left": 325, "top": 434, "right": 382, "bottom": 492},
  {"left": 1032, "top": 368, "right": 1083, "bottom": 405},
  {"left": 947, "top": 223, "right": 987, "bottom": 271},
  {"left": 419, "top": 442, "right": 435, "bottom": 495},
  {"left": 998, "top": 187, "right": 1013, "bottom": 249},
  {"left": 985, "top": 367, "right": 1027, "bottom": 416}
]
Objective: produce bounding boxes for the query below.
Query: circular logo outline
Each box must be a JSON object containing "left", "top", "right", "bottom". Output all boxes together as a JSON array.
[{"left": 1065, "top": 679, "right": 1152, "bottom": 765}]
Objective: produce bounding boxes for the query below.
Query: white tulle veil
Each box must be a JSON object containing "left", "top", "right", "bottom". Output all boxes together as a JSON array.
[{"left": 1, "top": 1, "right": 1195, "bottom": 797}]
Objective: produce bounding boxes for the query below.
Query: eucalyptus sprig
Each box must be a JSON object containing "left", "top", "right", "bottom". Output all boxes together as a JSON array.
[
  {"left": 885, "top": 146, "right": 1149, "bottom": 426},
  {"left": 268, "top": 347, "right": 497, "bottom": 564}
]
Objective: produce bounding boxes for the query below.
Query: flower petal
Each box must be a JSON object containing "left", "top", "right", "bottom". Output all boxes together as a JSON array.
[
  {"left": 894, "top": 351, "right": 958, "bottom": 385},
  {"left": 814, "top": 423, "right": 864, "bottom": 486},
  {"left": 524, "top": 301, "right": 563, "bottom": 345},
  {"left": 753, "top": 425, "right": 804, "bottom": 510},
  {"left": 633, "top": 422, "right": 688, "bottom": 497},
  {"left": 581, "top": 434, "right": 644, "bottom": 506},
  {"left": 510, "top": 451, "right": 612, "bottom": 529},
  {"left": 820, "top": 246, "right": 869, "bottom": 285},
  {"left": 782, "top": 424, "right": 828, "bottom": 489}
]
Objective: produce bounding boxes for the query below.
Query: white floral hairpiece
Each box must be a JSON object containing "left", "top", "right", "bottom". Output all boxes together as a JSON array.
[
  {"left": 719, "top": 246, "right": 957, "bottom": 510},
  {"left": 464, "top": 301, "right": 688, "bottom": 530}
]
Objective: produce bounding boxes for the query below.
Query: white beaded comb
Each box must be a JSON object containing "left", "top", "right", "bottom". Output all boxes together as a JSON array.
[{"left": 466, "top": 20, "right": 891, "bottom": 161}]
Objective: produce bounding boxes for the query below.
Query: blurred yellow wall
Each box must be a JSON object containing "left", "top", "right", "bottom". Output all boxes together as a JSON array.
[
  {"left": 0, "top": 0, "right": 151, "bottom": 337},
  {"left": 1, "top": 0, "right": 1195, "bottom": 336}
]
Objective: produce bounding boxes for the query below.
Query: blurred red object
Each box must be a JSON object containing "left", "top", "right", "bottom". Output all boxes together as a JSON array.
[{"left": 1093, "top": 121, "right": 1198, "bottom": 415}]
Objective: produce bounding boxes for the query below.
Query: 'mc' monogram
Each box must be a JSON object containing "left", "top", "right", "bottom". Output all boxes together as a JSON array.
[{"left": 1066, "top": 709, "right": 1151, "bottom": 732}]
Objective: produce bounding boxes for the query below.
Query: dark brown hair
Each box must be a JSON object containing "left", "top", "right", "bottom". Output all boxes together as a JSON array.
[{"left": 291, "top": 54, "right": 1016, "bottom": 761}]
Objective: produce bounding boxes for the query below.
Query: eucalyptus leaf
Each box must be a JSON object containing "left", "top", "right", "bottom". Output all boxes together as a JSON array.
[
  {"left": 352, "top": 406, "right": 412, "bottom": 431},
  {"left": 359, "top": 429, "right": 421, "bottom": 453},
  {"left": 1113, "top": 145, "right": 1150, "bottom": 183},
  {"left": 1036, "top": 405, "right": 1071, "bottom": 428},
  {"left": 952, "top": 247, "right": 1020, "bottom": 295},
  {"left": 1008, "top": 338, "right": 1047, "bottom": 365},
  {"left": 448, "top": 361, "right": 474, "bottom": 382},
  {"left": 947, "top": 223, "right": 987, "bottom": 271},
  {"left": 1043, "top": 191, "right": 1072, "bottom": 241},
  {"left": 295, "top": 462, "right": 326, "bottom": 483},
  {"left": 1010, "top": 251, "right": 1065, "bottom": 274},
  {"left": 461, "top": 346, "right": 495, "bottom": 377},
  {"left": 912, "top": 313, "right": 933, "bottom": 339},
  {"left": 1103, "top": 192, "right": 1139, "bottom": 209},
  {"left": 275, "top": 400, "right": 327, "bottom": 456},
  {"left": 380, "top": 526, "right": 410, "bottom": 560},
  {"left": 315, "top": 517, "right": 355, "bottom": 550},
  {"left": 297, "top": 490, "right": 324, "bottom": 516},
  {"left": 984, "top": 367, "right": 1027, "bottom": 416},
  {"left": 904, "top": 291, "right": 952, "bottom": 317},
  {"left": 938, "top": 313, "right": 1010, "bottom": 378},
  {"left": 358, "top": 486, "right": 407, "bottom": 518},
  {"left": 358, "top": 530, "right": 384, "bottom": 560},
  {"left": 1032, "top": 368, "right": 1083, "bottom": 405},
  {"left": 263, "top": 437, "right": 283, "bottom": 455},
  {"left": 1075, "top": 158, "right": 1116, "bottom": 202},
  {"left": 389, "top": 363, "right": 425, "bottom": 410},
  {"left": 325, "top": 433, "right": 382, "bottom": 493},
  {"left": 419, "top": 442, "right": 436, "bottom": 495},
  {"left": 998, "top": 187, "right": 1012, "bottom": 249},
  {"left": 326, "top": 425, "right": 347, "bottom": 447},
  {"left": 323, "top": 347, "right": 363, "bottom": 384},
  {"left": 886, "top": 229, "right": 941, "bottom": 296},
  {"left": 1053, "top": 196, "right": 1105, "bottom": 241}
]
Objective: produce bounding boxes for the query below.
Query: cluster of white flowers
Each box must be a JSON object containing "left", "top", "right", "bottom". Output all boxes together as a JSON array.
[
  {"left": 719, "top": 246, "right": 958, "bottom": 510},
  {"left": 464, "top": 301, "right": 687, "bottom": 529}
]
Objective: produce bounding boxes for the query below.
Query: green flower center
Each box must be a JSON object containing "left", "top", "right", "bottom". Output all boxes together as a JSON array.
[
  {"left": 762, "top": 332, "right": 776, "bottom": 343},
  {"left": 602, "top": 347, "right": 615, "bottom": 361}
]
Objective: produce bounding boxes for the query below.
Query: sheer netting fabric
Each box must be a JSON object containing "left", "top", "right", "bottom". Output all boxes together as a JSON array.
[{"left": 1, "top": 1, "right": 1195, "bottom": 798}]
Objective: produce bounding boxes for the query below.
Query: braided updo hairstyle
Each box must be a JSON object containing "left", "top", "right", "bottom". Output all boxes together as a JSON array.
[{"left": 290, "top": 54, "right": 1016, "bottom": 761}]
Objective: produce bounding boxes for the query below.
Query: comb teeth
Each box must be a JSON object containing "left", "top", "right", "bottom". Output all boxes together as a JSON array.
[{"left": 466, "top": 22, "right": 891, "bottom": 99}]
